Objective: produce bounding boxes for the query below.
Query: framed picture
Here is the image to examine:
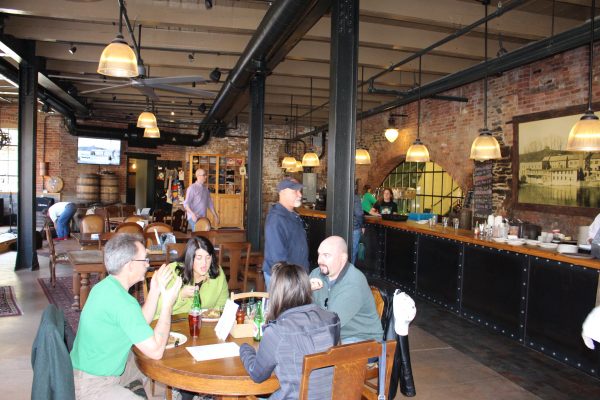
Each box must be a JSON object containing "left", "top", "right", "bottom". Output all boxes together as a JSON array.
[{"left": 512, "top": 104, "right": 600, "bottom": 217}]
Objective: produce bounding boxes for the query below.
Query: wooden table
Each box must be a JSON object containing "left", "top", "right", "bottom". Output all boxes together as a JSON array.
[
  {"left": 72, "top": 231, "right": 191, "bottom": 247},
  {"left": 134, "top": 320, "right": 279, "bottom": 399},
  {"left": 67, "top": 250, "right": 106, "bottom": 310}
]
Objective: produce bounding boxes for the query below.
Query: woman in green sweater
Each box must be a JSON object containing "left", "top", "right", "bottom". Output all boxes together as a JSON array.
[{"left": 154, "top": 236, "right": 228, "bottom": 319}]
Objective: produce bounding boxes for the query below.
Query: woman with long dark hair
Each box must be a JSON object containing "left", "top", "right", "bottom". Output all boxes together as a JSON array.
[
  {"left": 240, "top": 262, "right": 340, "bottom": 399},
  {"left": 153, "top": 236, "right": 228, "bottom": 319}
]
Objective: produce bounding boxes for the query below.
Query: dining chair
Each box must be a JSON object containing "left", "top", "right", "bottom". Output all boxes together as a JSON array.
[
  {"left": 124, "top": 215, "right": 145, "bottom": 223},
  {"left": 362, "top": 285, "right": 391, "bottom": 394},
  {"left": 218, "top": 241, "right": 251, "bottom": 291},
  {"left": 153, "top": 208, "right": 166, "bottom": 223},
  {"left": 171, "top": 209, "right": 187, "bottom": 232},
  {"left": 92, "top": 207, "right": 110, "bottom": 232},
  {"left": 298, "top": 340, "right": 396, "bottom": 400},
  {"left": 166, "top": 243, "right": 187, "bottom": 263},
  {"left": 193, "top": 217, "right": 211, "bottom": 232},
  {"left": 230, "top": 291, "right": 269, "bottom": 302},
  {"left": 239, "top": 253, "right": 265, "bottom": 292},
  {"left": 114, "top": 222, "right": 144, "bottom": 235},
  {"left": 120, "top": 204, "right": 137, "bottom": 217},
  {"left": 80, "top": 214, "right": 105, "bottom": 234},
  {"left": 44, "top": 224, "right": 59, "bottom": 287},
  {"left": 144, "top": 222, "right": 174, "bottom": 246}
]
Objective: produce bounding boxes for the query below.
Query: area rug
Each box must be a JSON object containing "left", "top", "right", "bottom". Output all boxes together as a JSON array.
[
  {"left": 0, "top": 286, "right": 22, "bottom": 317},
  {"left": 38, "top": 276, "right": 144, "bottom": 337}
]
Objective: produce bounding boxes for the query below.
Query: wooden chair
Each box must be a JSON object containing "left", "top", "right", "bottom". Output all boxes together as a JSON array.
[
  {"left": 44, "top": 224, "right": 59, "bottom": 286},
  {"left": 153, "top": 208, "right": 166, "bottom": 223},
  {"left": 124, "top": 215, "right": 144, "bottom": 223},
  {"left": 299, "top": 340, "right": 396, "bottom": 400},
  {"left": 218, "top": 242, "right": 251, "bottom": 291},
  {"left": 166, "top": 243, "right": 187, "bottom": 263},
  {"left": 114, "top": 222, "right": 144, "bottom": 234},
  {"left": 120, "top": 204, "right": 137, "bottom": 217},
  {"left": 144, "top": 222, "right": 174, "bottom": 246},
  {"left": 193, "top": 217, "right": 211, "bottom": 232},
  {"left": 171, "top": 209, "right": 187, "bottom": 232},
  {"left": 230, "top": 291, "right": 269, "bottom": 302},
  {"left": 93, "top": 207, "right": 110, "bottom": 232},
  {"left": 80, "top": 214, "right": 105, "bottom": 234},
  {"left": 370, "top": 285, "right": 385, "bottom": 320},
  {"left": 239, "top": 253, "right": 265, "bottom": 292}
]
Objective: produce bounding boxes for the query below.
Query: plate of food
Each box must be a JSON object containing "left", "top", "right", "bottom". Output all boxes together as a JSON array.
[
  {"left": 201, "top": 308, "right": 222, "bottom": 322},
  {"left": 166, "top": 332, "right": 186, "bottom": 349},
  {"left": 538, "top": 242, "right": 558, "bottom": 250}
]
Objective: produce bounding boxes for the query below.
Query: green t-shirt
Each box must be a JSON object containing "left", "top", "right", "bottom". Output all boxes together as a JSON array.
[
  {"left": 70, "top": 275, "right": 153, "bottom": 376},
  {"left": 361, "top": 192, "right": 377, "bottom": 213},
  {"left": 153, "top": 262, "right": 229, "bottom": 319}
]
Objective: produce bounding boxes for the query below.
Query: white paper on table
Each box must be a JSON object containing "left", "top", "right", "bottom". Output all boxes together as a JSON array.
[
  {"left": 186, "top": 342, "right": 240, "bottom": 361},
  {"left": 140, "top": 207, "right": 151, "bottom": 216},
  {"left": 214, "top": 299, "right": 238, "bottom": 341}
]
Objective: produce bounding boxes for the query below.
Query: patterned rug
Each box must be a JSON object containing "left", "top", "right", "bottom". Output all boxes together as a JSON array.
[
  {"left": 38, "top": 276, "right": 144, "bottom": 338},
  {"left": 0, "top": 286, "right": 22, "bottom": 317}
]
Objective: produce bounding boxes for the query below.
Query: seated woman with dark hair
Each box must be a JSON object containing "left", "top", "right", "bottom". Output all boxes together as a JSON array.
[
  {"left": 240, "top": 262, "right": 340, "bottom": 400},
  {"left": 153, "top": 236, "right": 228, "bottom": 319}
]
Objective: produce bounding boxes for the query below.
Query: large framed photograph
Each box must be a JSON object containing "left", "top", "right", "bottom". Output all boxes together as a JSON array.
[{"left": 512, "top": 104, "right": 600, "bottom": 217}]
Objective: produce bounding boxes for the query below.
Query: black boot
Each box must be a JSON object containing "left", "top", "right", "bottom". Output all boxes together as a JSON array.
[{"left": 398, "top": 335, "right": 416, "bottom": 397}]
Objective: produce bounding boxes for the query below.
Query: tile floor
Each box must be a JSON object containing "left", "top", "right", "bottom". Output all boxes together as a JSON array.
[{"left": 1, "top": 236, "right": 600, "bottom": 399}]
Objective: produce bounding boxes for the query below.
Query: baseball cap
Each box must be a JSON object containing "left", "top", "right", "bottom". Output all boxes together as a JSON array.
[{"left": 277, "top": 177, "right": 303, "bottom": 192}]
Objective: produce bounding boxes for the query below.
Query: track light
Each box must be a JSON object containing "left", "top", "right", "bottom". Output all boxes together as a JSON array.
[
  {"left": 209, "top": 67, "right": 221, "bottom": 82},
  {"left": 188, "top": 53, "right": 195, "bottom": 62},
  {"left": 205, "top": 0, "right": 213, "bottom": 9},
  {"left": 69, "top": 45, "right": 77, "bottom": 55},
  {"left": 198, "top": 103, "right": 207, "bottom": 113}
]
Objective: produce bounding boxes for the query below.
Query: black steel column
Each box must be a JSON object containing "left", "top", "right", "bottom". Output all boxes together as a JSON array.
[
  {"left": 15, "top": 41, "right": 39, "bottom": 271},
  {"left": 326, "top": 0, "right": 359, "bottom": 247},
  {"left": 247, "top": 71, "right": 266, "bottom": 250}
]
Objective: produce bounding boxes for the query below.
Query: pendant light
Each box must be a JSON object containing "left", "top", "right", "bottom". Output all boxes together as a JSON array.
[
  {"left": 406, "top": 57, "right": 430, "bottom": 163},
  {"left": 470, "top": 3, "right": 501, "bottom": 161},
  {"left": 384, "top": 116, "right": 399, "bottom": 143},
  {"left": 143, "top": 126, "right": 160, "bottom": 138},
  {"left": 302, "top": 78, "right": 320, "bottom": 167},
  {"left": 567, "top": 0, "right": 600, "bottom": 151},
  {"left": 137, "top": 99, "right": 157, "bottom": 129},
  {"left": 97, "top": 1, "right": 138, "bottom": 78},
  {"left": 356, "top": 66, "right": 372, "bottom": 165},
  {"left": 282, "top": 156, "right": 297, "bottom": 169}
]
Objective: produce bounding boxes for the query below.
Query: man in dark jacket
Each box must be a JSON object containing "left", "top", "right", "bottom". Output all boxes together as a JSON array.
[{"left": 263, "top": 177, "right": 309, "bottom": 289}]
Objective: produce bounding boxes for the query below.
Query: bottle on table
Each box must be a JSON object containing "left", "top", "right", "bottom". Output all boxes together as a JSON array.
[
  {"left": 253, "top": 300, "right": 264, "bottom": 342},
  {"left": 188, "top": 286, "right": 202, "bottom": 338}
]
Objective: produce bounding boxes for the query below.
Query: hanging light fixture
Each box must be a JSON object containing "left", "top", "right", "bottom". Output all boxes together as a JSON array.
[
  {"left": 97, "top": 1, "right": 138, "bottom": 78},
  {"left": 356, "top": 66, "right": 371, "bottom": 165},
  {"left": 384, "top": 116, "right": 399, "bottom": 143},
  {"left": 406, "top": 56, "right": 430, "bottom": 163},
  {"left": 470, "top": 3, "right": 501, "bottom": 161},
  {"left": 143, "top": 126, "right": 160, "bottom": 138},
  {"left": 281, "top": 156, "right": 297, "bottom": 169},
  {"left": 302, "top": 78, "right": 320, "bottom": 167},
  {"left": 137, "top": 99, "right": 157, "bottom": 129},
  {"left": 567, "top": 0, "right": 600, "bottom": 151}
]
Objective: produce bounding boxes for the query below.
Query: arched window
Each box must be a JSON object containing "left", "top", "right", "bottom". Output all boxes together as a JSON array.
[{"left": 381, "top": 161, "right": 462, "bottom": 215}]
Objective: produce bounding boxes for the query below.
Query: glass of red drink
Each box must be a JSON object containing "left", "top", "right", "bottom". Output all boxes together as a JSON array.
[{"left": 188, "top": 309, "right": 202, "bottom": 338}]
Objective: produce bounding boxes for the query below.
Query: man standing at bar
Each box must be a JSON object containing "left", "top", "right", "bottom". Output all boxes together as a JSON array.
[
  {"left": 263, "top": 177, "right": 308, "bottom": 289},
  {"left": 184, "top": 168, "right": 219, "bottom": 229},
  {"left": 43, "top": 201, "right": 77, "bottom": 240},
  {"left": 310, "top": 236, "right": 382, "bottom": 344}
]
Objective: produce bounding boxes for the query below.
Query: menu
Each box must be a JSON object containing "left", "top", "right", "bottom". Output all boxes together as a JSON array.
[{"left": 473, "top": 161, "right": 493, "bottom": 219}]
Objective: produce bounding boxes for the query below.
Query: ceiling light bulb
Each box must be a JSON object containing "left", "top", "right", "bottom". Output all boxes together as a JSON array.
[
  {"left": 170, "top": 111, "right": 175, "bottom": 116},
  {"left": 69, "top": 45, "right": 77, "bottom": 55},
  {"left": 355, "top": 148, "right": 371, "bottom": 165},
  {"left": 385, "top": 128, "right": 399, "bottom": 143},
  {"left": 97, "top": 34, "right": 138, "bottom": 78}
]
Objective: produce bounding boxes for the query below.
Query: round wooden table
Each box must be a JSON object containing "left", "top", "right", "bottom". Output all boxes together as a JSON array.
[{"left": 133, "top": 319, "right": 279, "bottom": 399}]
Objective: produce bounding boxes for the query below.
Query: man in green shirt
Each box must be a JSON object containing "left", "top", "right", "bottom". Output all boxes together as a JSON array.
[{"left": 70, "top": 233, "right": 182, "bottom": 399}]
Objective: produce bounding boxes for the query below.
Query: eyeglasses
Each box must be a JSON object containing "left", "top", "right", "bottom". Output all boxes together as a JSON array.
[{"left": 132, "top": 258, "right": 150, "bottom": 265}]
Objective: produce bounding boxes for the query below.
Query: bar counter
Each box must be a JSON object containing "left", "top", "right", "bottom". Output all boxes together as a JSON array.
[{"left": 297, "top": 208, "right": 600, "bottom": 377}]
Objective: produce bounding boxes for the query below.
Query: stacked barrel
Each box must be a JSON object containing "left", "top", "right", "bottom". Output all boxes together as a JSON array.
[
  {"left": 99, "top": 173, "right": 119, "bottom": 204},
  {"left": 76, "top": 172, "right": 120, "bottom": 204}
]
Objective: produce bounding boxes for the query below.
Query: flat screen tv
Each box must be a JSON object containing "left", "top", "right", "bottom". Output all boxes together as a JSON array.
[{"left": 77, "top": 137, "right": 121, "bottom": 166}]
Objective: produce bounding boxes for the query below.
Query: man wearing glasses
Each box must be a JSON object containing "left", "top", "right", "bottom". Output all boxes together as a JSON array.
[
  {"left": 70, "top": 233, "right": 182, "bottom": 399},
  {"left": 184, "top": 168, "right": 220, "bottom": 229}
]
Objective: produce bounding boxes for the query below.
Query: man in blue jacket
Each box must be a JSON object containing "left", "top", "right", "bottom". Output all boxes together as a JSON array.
[{"left": 263, "top": 177, "right": 309, "bottom": 289}]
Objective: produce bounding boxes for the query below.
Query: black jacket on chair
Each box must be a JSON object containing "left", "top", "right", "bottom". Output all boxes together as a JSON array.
[{"left": 31, "top": 304, "right": 75, "bottom": 400}]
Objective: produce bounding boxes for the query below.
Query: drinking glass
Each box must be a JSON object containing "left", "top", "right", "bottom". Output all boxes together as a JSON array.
[
  {"left": 442, "top": 217, "right": 449, "bottom": 227},
  {"left": 453, "top": 218, "right": 460, "bottom": 230}
]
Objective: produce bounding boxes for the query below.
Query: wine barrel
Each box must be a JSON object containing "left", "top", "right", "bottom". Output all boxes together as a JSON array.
[
  {"left": 100, "top": 173, "right": 119, "bottom": 204},
  {"left": 76, "top": 173, "right": 99, "bottom": 203}
]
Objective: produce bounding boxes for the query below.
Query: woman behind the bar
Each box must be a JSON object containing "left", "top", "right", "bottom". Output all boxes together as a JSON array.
[{"left": 373, "top": 187, "right": 398, "bottom": 215}]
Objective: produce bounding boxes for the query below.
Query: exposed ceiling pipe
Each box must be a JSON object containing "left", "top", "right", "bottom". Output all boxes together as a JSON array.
[
  {"left": 297, "top": 18, "right": 600, "bottom": 139},
  {"left": 200, "top": 0, "right": 331, "bottom": 136}
]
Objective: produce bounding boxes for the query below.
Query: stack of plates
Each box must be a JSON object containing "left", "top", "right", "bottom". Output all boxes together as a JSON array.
[
  {"left": 557, "top": 244, "right": 578, "bottom": 254},
  {"left": 525, "top": 239, "right": 540, "bottom": 246},
  {"left": 579, "top": 244, "right": 592, "bottom": 251},
  {"left": 538, "top": 243, "right": 558, "bottom": 250},
  {"left": 492, "top": 237, "right": 507, "bottom": 243},
  {"left": 507, "top": 240, "right": 525, "bottom": 246}
]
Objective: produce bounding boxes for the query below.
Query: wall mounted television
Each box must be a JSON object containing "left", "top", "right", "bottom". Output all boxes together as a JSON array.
[{"left": 77, "top": 137, "right": 121, "bottom": 166}]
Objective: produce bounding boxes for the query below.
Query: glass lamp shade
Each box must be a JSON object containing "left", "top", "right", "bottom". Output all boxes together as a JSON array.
[
  {"left": 301, "top": 152, "right": 320, "bottom": 167},
  {"left": 287, "top": 160, "right": 304, "bottom": 173},
  {"left": 405, "top": 138, "right": 430, "bottom": 162},
  {"left": 97, "top": 35, "right": 138, "bottom": 78},
  {"left": 470, "top": 129, "right": 501, "bottom": 161},
  {"left": 143, "top": 126, "right": 160, "bottom": 138},
  {"left": 355, "top": 148, "right": 371, "bottom": 165},
  {"left": 566, "top": 111, "right": 600, "bottom": 151},
  {"left": 136, "top": 111, "right": 157, "bottom": 129},
  {"left": 281, "top": 156, "right": 297, "bottom": 169},
  {"left": 385, "top": 128, "right": 399, "bottom": 143}
]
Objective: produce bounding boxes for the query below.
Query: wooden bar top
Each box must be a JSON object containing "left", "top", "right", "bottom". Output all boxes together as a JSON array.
[{"left": 296, "top": 207, "right": 600, "bottom": 270}]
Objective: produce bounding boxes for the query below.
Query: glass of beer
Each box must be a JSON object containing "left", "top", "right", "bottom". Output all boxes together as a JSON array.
[{"left": 188, "top": 309, "right": 202, "bottom": 338}]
